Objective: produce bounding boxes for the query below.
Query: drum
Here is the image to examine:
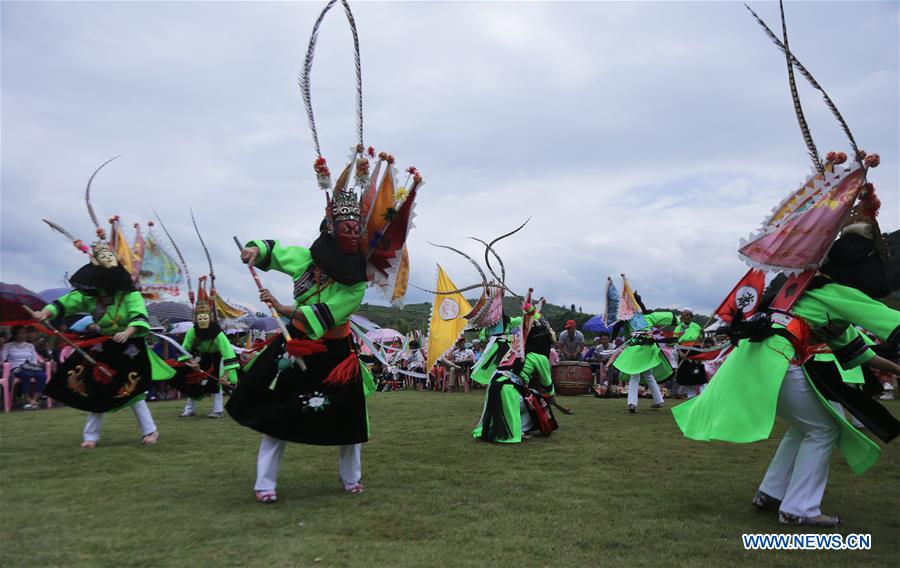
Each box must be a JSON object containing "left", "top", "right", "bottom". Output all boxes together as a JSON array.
[{"left": 552, "top": 361, "right": 593, "bottom": 396}]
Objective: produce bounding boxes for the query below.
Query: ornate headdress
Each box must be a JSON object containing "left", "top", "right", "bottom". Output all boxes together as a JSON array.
[
  {"left": 299, "top": 0, "right": 422, "bottom": 253},
  {"left": 737, "top": 2, "right": 883, "bottom": 274},
  {"left": 194, "top": 275, "right": 214, "bottom": 322},
  {"left": 299, "top": 0, "right": 424, "bottom": 303},
  {"left": 43, "top": 155, "right": 126, "bottom": 268}
]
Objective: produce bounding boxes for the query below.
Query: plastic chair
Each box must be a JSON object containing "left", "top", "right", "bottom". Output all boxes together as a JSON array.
[
  {"left": 1, "top": 362, "right": 54, "bottom": 411},
  {"left": 43, "top": 361, "right": 54, "bottom": 408},
  {"left": 0, "top": 363, "right": 12, "bottom": 413}
]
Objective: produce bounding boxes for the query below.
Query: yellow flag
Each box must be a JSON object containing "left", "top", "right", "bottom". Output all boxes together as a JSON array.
[
  {"left": 425, "top": 265, "right": 473, "bottom": 371},
  {"left": 113, "top": 225, "right": 135, "bottom": 276},
  {"left": 391, "top": 245, "right": 410, "bottom": 305},
  {"left": 215, "top": 295, "right": 247, "bottom": 320}
]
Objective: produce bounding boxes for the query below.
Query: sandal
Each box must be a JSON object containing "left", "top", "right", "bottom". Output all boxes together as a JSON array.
[
  {"left": 779, "top": 511, "right": 841, "bottom": 527},
  {"left": 255, "top": 490, "right": 278, "bottom": 504},
  {"left": 650, "top": 403, "right": 664, "bottom": 409},
  {"left": 80, "top": 440, "right": 97, "bottom": 449},
  {"left": 141, "top": 431, "right": 159, "bottom": 446},
  {"left": 344, "top": 483, "right": 365, "bottom": 494},
  {"left": 752, "top": 490, "right": 781, "bottom": 511},
  {"left": 627, "top": 404, "right": 636, "bottom": 414}
]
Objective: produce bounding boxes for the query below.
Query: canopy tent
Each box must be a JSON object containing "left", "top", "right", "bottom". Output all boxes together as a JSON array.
[
  {"left": 147, "top": 301, "right": 193, "bottom": 324},
  {"left": 38, "top": 287, "right": 72, "bottom": 303}
]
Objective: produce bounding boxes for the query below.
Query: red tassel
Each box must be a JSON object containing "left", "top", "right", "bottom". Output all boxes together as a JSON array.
[
  {"left": 286, "top": 339, "right": 328, "bottom": 358},
  {"left": 323, "top": 354, "right": 359, "bottom": 386},
  {"left": 92, "top": 362, "right": 116, "bottom": 384}
]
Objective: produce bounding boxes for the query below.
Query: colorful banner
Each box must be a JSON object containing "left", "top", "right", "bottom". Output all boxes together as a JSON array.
[
  {"left": 603, "top": 277, "right": 619, "bottom": 325},
  {"left": 140, "top": 228, "right": 184, "bottom": 299},
  {"left": 616, "top": 275, "right": 647, "bottom": 331}
]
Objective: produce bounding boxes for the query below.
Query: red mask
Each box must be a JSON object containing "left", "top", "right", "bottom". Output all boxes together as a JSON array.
[{"left": 335, "top": 220, "right": 361, "bottom": 254}]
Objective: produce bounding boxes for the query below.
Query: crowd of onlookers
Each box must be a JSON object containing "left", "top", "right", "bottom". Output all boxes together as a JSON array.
[{"left": 4, "top": 318, "right": 896, "bottom": 410}]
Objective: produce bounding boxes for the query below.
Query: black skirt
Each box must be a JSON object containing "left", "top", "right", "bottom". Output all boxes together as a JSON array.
[
  {"left": 170, "top": 353, "right": 222, "bottom": 398},
  {"left": 226, "top": 332, "right": 368, "bottom": 446},
  {"left": 675, "top": 358, "right": 708, "bottom": 386},
  {"left": 804, "top": 360, "right": 899, "bottom": 444},
  {"left": 44, "top": 337, "right": 152, "bottom": 413}
]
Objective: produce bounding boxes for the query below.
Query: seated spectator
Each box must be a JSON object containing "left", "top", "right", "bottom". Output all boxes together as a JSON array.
[
  {"left": 558, "top": 320, "right": 585, "bottom": 361},
  {"left": 444, "top": 338, "right": 475, "bottom": 391},
  {"left": 471, "top": 339, "right": 483, "bottom": 365},
  {"left": 1, "top": 326, "right": 48, "bottom": 409}
]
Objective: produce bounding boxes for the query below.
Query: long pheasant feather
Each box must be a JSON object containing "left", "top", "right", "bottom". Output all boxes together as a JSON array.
[
  {"left": 84, "top": 155, "right": 121, "bottom": 229},
  {"left": 745, "top": 3, "right": 859, "bottom": 157}
]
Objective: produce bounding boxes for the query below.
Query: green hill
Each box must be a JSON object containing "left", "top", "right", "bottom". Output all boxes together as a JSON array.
[{"left": 357, "top": 297, "right": 708, "bottom": 337}]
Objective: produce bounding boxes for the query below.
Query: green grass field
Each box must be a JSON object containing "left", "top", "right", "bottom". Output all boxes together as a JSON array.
[{"left": 1, "top": 392, "right": 898, "bottom": 567}]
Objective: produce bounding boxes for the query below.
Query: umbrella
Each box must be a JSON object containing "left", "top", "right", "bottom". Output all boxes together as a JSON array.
[
  {"left": 582, "top": 315, "right": 610, "bottom": 333},
  {"left": 70, "top": 315, "right": 95, "bottom": 333},
  {"left": 366, "top": 328, "right": 404, "bottom": 343},
  {"left": 0, "top": 282, "right": 46, "bottom": 324},
  {"left": 167, "top": 321, "right": 194, "bottom": 335},
  {"left": 222, "top": 320, "right": 249, "bottom": 331},
  {"left": 250, "top": 317, "right": 281, "bottom": 331},
  {"left": 147, "top": 301, "right": 193, "bottom": 324},
  {"left": 38, "top": 287, "right": 72, "bottom": 303}
]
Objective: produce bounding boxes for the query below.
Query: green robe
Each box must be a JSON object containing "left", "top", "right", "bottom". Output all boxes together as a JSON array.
[
  {"left": 243, "top": 240, "right": 375, "bottom": 435},
  {"left": 472, "top": 352, "right": 555, "bottom": 444},
  {"left": 674, "top": 321, "right": 702, "bottom": 343},
  {"left": 612, "top": 311, "right": 677, "bottom": 382},
  {"left": 470, "top": 317, "right": 522, "bottom": 386},
  {"left": 672, "top": 283, "right": 900, "bottom": 475},
  {"left": 177, "top": 328, "right": 240, "bottom": 384},
  {"left": 45, "top": 290, "right": 174, "bottom": 382}
]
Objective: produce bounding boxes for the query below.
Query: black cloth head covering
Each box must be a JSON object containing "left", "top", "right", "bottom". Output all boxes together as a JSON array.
[
  {"left": 69, "top": 263, "right": 136, "bottom": 295},
  {"left": 819, "top": 233, "right": 889, "bottom": 299},
  {"left": 309, "top": 223, "right": 367, "bottom": 286},
  {"left": 195, "top": 321, "right": 223, "bottom": 341},
  {"left": 524, "top": 324, "right": 553, "bottom": 358}
]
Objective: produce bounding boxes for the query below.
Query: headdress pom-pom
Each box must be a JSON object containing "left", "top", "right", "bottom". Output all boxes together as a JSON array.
[
  {"left": 96, "top": 227, "right": 107, "bottom": 239},
  {"left": 861, "top": 184, "right": 881, "bottom": 218},
  {"left": 864, "top": 154, "right": 880, "bottom": 168},
  {"left": 826, "top": 151, "right": 847, "bottom": 165}
]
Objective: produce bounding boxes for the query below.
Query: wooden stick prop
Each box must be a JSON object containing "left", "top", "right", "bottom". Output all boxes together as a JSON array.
[
  {"left": 233, "top": 236, "right": 306, "bottom": 371},
  {"left": 24, "top": 305, "right": 114, "bottom": 377}
]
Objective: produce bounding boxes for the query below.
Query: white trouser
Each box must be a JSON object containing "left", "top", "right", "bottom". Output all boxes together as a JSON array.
[
  {"left": 627, "top": 370, "right": 664, "bottom": 407},
  {"left": 519, "top": 396, "right": 533, "bottom": 433},
  {"left": 184, "top": 391, "right": 224, "bottom": 414},
  {"left": 83, "top": 399, "right": 157, "bottom": 442},
  {"left": 759, "top": 366, "right": 840, "bottom": 517},
  {"left": 254, "top": 434, "right": 362, "bottom": 492}
]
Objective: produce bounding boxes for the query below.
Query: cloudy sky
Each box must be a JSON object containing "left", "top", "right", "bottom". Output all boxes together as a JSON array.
[{"left": 2, "top": 0, "right": 898, "bottom": 316}]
